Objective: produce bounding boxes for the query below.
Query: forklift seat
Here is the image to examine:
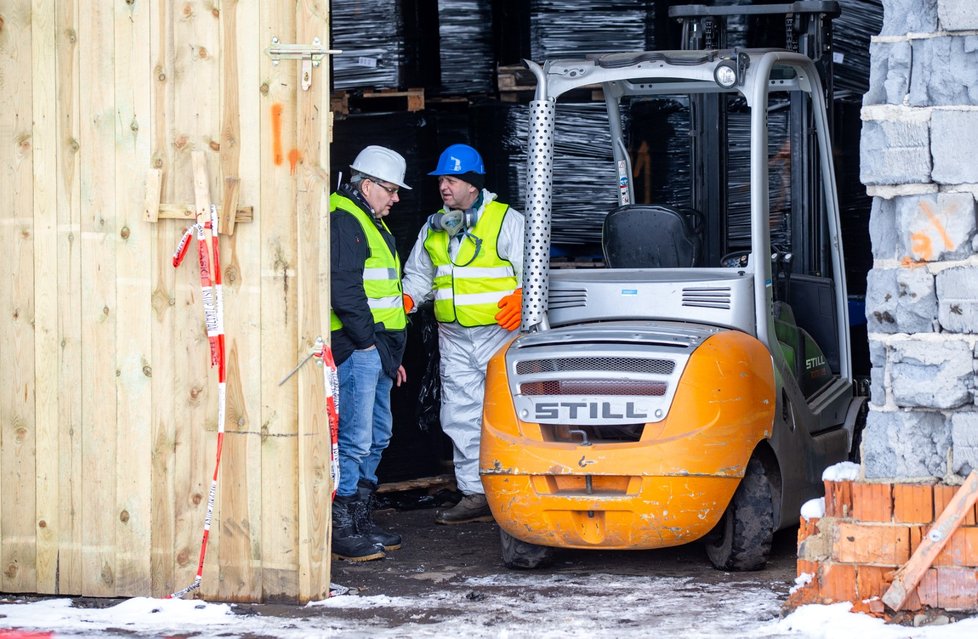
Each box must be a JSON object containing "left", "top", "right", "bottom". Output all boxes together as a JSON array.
[{"left": 602, "top": 204, "right": 703, "bottom": 268}]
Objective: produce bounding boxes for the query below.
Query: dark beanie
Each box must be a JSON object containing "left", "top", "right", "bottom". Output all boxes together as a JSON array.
[{"left": 458, "top": 171, "right": 485, "bottom": 190}]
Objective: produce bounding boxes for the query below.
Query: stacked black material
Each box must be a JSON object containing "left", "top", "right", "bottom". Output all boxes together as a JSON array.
[
  {"left": 487, "top": 101, "right": 622, "bottom": 251},
  {"left": 725, "top": 102, "right": 792, "bottom": 251},
  {"left": 833, "top": 0, "right": 884, "bottom": 96},
  {"left": 437, "top": 0, "right": 496, "bottom": 95},
  {"left": 529, "top": 0, "right": 655, "bottom": 60},
  {"left": 330, "top": 111, "right": 447, "bottom": 482},
  {"left": 331, "top": 0, "right": 407, "bottom": 90},
  {"left": 627, "top": 98, "right": 692, "bottom": 210},
  {"left": 326, "top": 1, "right": 883, "bottom": 481}
]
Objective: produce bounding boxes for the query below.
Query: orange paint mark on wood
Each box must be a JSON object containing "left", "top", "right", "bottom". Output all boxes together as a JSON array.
[
  {"left": 288, "top": 148, "right": 302, "bottom": 175},
  {"left": 271, "top": 103, "right": 284, "bottom": 166}
]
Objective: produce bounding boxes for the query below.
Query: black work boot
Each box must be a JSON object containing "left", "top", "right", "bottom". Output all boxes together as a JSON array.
[
  {"left": 354, "top": 481, "right": 402, "bottom": 551},
  {"left": 332, "top": 495, "right": 385, "bottom": 562}
]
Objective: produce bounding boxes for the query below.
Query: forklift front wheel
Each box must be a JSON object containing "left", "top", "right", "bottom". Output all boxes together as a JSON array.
[
  {"left": 500, "top": 528, "right": 554, "bottom": 570},
  {"left": 704, "top": 457, "right": 775, "bottom": 571}
]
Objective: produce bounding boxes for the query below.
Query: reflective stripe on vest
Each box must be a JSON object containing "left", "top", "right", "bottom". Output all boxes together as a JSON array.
[
  {"left": 329, "top": 193, "right": 406, "bottom": 332},
  {"left": 423, "top": 200, "right": 517, "bottom": 327}
]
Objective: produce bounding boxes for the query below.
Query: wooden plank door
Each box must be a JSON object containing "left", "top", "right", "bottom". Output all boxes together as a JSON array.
[
  {"left": 0, "top": 0, "right": 333, "bottom": 602},
  {"left": 151, "top": 0, "right": 332, "bottom": 602},
  {"left": 256, "top": 0, "right": 332, "bottom": 603}
]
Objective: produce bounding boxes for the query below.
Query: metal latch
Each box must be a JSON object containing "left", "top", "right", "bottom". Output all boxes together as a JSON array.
[{"left": 266, "top": 37, "right": 341, "bottom": 91}]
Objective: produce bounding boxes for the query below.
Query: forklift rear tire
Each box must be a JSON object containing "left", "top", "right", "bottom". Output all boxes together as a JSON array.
[
  {"left": 704, "top": 457, "right": 775, "bottom": 571},
  {"left": 500, "top": 529, "right": 554, "bottom": 569}
]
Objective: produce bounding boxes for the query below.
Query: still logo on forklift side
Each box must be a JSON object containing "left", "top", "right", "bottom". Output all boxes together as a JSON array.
[{"left": 534, "top": 400, "right": 650, "bottom": 421}]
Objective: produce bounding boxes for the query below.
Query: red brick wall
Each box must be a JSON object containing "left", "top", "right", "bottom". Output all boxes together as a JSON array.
[{"left": 788, "top": 479, "right": 978, "bottom": 614}]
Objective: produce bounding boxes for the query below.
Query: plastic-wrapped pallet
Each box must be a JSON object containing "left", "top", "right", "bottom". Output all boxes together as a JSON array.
[
  {"left": 330, "top": 110, "right": 449, "bottom": 481},
  {"left": 833, "top": 0, "right": 883, "bottom": 97},
  {"left": 484, "top": 101, "right": 623, "bottom": 250},
  {"left": 529, "top": 0, "right": 654, "bottom": 61},
  {"left": 331, "top": 0, "right": 407, "bottom": 90},
  {"left": 627, "top": 98, "right": 692, "bottom": 211},
  {"left": 438, "top": 0, "right": 495, "bottom": 95}
]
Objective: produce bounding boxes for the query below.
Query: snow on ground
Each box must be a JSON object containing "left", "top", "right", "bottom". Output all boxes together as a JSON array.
[{"left": 2, "top": 575, "right": 978, "bottom": 639}]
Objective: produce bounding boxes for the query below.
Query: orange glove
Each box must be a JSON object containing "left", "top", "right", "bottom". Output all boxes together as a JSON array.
[
  {"left": 403, "top": 294, "right": 415, "bottom": 314},
  {"left": 494, "top": 288, "right": 522, "bottom": 331}
]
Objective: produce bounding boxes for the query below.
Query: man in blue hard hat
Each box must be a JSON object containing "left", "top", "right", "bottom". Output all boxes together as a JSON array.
[
  {"left": 402, "top": 143, "right": 525, "bottom": 524},
  {"left": 329, "top": 145, "right": 410, "bottom": 560}
]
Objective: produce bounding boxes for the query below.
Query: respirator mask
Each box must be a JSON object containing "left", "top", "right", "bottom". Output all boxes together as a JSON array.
[{"left": 427, "top": 209, "right": 465, "bottom": 237}]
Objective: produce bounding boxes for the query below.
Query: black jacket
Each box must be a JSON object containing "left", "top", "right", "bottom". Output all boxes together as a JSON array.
[{"left": 329, "top": 184, "right": 407, "bottom": 379}]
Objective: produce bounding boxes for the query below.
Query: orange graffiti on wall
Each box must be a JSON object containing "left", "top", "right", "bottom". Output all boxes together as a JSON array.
[{"left": 908, "top": 199, "right": 954, "bottom": 262}]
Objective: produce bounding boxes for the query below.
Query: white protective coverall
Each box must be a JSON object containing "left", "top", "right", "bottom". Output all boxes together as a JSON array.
[{"left": 402, "top": 189, "right": 525, "bottom": 495}]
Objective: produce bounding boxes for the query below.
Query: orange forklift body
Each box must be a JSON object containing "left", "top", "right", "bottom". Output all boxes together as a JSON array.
[{"left": 481, "top": 329, "right": 776, "bottom": 549}]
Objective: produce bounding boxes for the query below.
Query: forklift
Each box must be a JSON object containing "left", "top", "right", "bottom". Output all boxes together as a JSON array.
[{"left": 479, "top": 2, "right": 867, "bottom": 570}]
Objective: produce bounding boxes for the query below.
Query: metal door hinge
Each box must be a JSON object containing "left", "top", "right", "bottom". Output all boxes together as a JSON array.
[{"left": 266, "top": 37, "right": 341, "bottom": 91}]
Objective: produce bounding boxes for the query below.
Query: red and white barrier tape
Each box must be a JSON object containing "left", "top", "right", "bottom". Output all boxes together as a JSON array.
[
  {"left": 279, "top": 337, "right": 341, "bottom": 501},
  {"left": 169, "top": 206, "right": 227, "bottom": 599},
  {"left": 318, "top": 342, "right": 341, "bottom": 500}
]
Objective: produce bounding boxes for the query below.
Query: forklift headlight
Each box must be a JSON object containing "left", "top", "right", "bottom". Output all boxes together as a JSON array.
[{"left": 714, "top": 62, "right": 737, "bottom": 89}]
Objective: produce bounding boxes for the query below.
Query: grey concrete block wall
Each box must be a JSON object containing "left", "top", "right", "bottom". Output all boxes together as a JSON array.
[
  {"left": 881, "top": 0, "right": 938, "bottom": 36},
  {"left": 909, "top": 36, "right": 978, "bottom": 107},
  {"left": 937, "top": 267, "right": 978, "bottom": 333},
  {"left": 862, "top": 409, "right": 950, "bottom": 479},
  {"left": 864, "top": 41, "right": 911, "bottom": 106},
  {"left": 938, "top": 0, "right": 978, "bottom": 31},
  {"left": 951, "top": 412, "right": 978, "bottom": 475},
  {"left": 897, "top": 192, "right": 977, "bottom": 260},
  {"left": 931, "top": 111, "right": 978, "bottom": 183},
  {"left": 863, "top": 0, "right": 978, "bottom": 482},
  {"left": 888, "top": 339, "right": 974, "bottom": 409},
  {"left": 860, "top": 118, "right": 931, "bottom": 185},
  {"left": 865, "top": 267, "right": 937, "bottom": 334}
]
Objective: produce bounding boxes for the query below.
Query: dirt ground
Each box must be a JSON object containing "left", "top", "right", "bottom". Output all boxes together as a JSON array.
[
  {"left": 241, "top": 492, "right": 800, "bottom": 629},
  {"left": 0, "top": 493, "right": 806, "bottom": 638}
]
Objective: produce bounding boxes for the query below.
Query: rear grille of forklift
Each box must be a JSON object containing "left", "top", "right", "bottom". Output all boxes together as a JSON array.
[
  {"left": 508, "top": 344, "right": 690, "bottom": 446},
  {"left": 521, "top": 379, "right": 667, "bottom": 396},
  {"left": 516, "top": 356, "right": 674, "bottom": 376}
]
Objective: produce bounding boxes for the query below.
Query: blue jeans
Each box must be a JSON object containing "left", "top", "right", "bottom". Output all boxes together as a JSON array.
[{"left": 337, "top": 348, "right": 394, "bottom": 497}]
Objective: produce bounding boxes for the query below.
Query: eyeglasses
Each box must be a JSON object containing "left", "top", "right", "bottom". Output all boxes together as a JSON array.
[{"left": 370, "top": 179, "right": 399, "bottom": 196}]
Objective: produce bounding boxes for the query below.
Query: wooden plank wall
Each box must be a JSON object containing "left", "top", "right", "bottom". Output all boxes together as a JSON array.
[{"left": 0, "top": 0, "right": 332, "bottom": 602}]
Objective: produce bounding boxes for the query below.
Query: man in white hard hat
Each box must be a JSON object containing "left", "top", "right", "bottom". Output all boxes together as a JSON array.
[
  {"left": 329, "top": 145, "right": 411, "bottom": 561},
  {"left": 402, "top": 143, "right": 525, "bottom": 525}
]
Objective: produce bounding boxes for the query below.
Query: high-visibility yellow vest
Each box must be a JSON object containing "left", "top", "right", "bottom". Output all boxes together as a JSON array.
[
  {"left": 329, "top": 193, "right": 406, "bottom": 332},
  {"left": 423, "top": 200, "right": 517, "bottom": 327}
]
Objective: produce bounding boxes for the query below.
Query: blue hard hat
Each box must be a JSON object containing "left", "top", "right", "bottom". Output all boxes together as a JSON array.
[{"left": 429, "top": 144, "right": 485, "bottom": 176}]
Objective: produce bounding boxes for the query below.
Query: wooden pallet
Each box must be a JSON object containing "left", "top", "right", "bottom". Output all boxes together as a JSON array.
[
  {"left": 498, "top": 64, "right": 536, "bottom": 102},
  {"left": 497, "top": 64, "right": 604, "bottom": 103},
  {"left": 331, "top": 87, "right": 425, "bottom": 114}
]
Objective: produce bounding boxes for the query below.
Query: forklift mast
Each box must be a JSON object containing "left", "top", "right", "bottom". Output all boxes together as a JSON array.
[{"left": 670, "top": 1, "right": 839, "bottom": 274}]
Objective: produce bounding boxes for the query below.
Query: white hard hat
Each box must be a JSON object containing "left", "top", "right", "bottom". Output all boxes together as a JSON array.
[{"left": 350, "top": 145, "right": 412, "bottom": 190}]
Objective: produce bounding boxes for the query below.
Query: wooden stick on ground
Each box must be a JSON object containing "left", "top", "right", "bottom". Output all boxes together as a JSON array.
[{"left": 376, "top": 474, "right": 456, "bottom": 495}]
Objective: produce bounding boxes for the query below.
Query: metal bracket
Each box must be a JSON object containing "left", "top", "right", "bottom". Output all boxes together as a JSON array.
[
  {"left": 278, "top": 337, "right": 326, "bottom": 385},
  {"left": 266, "top": 37, "right": 341, "bottom": 91}
]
